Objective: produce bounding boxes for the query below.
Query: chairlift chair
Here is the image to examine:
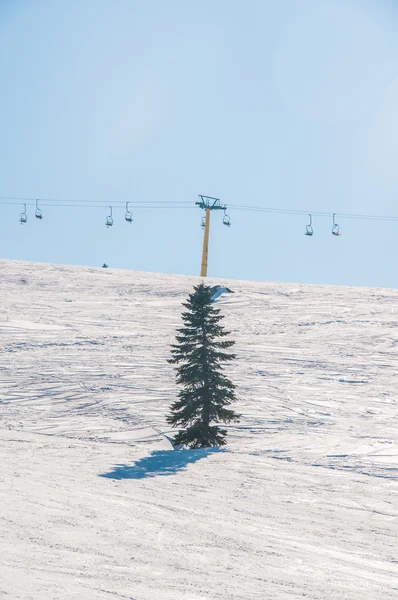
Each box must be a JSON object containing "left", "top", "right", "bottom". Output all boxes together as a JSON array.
[
  {"left": 35, "top": 199, "right": 43, "bottom": 220},
  {"left": 305, "top": 214, "right": 313, "bottom": 236},
  {"left": 223, "top": 209, "right": 231, "bottom": 227},
  {"left": 105, "top": 206, "right": 113, "bottom": 227},
  {"left": 125, "top": 202, "right": 133, "bottom": 223},
  {"left": 201, "top": 217, "right": 206, "bottom": 229},
  {"left": 20, "top": 204, "right": 27, "bottom": 224},
  {"left": 332, "top": 213, "right": 341, "bottom": 236}
]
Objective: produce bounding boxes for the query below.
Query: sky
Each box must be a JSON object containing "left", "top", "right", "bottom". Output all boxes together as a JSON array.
[{"left": 1, "top": 0, "right": 398, "bottom": 288}]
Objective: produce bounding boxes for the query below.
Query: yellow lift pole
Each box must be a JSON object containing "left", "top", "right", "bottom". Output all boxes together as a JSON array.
[
  {"left": 200, "top": 207, "right": 211, "bottom": 277},
  {"left": 196, "top": 195, "right": 230, "bottom": 278}
]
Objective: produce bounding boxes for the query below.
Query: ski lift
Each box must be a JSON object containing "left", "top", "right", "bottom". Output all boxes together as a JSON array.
[
  {"left": 105, "top": 206, "right": 113, "bottom": 227},
  {"left": 305, "top": 214, "right": 313, "bottom": 236},
  {"left": 35, "top": 199, "right": 43, "bottom": 220},
  {"left": 20, "top": 204, "right": 27, "bottom": 224},
  {"left": 223, "top": 209, "right": 231, "bottom": 227},
  {"left": 125, "top": 202, "right": 133, "bottom": 223},
  {"left": 332, "top": 213, "right": 341, "bottom": 236},
  {"left": 201, "top": 217, "right": 206, "bottom": 229}
]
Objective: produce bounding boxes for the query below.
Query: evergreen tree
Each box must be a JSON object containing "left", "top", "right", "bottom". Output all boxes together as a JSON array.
[{"left": 167, "top": 283, "right": 240, "bottom": 448}]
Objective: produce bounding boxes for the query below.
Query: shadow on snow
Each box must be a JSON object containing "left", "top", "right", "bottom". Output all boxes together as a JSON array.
[{"left": 100, "top": 447, "right": 224, "bottom": 480}]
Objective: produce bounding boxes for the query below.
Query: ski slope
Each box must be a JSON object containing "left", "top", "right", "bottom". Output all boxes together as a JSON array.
[{"left": 0, "top": 259, "right": 397, "bottom": 600}]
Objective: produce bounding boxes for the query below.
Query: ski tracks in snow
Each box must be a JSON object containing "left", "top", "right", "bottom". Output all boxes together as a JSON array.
[{"left": 0, "top": 260, "right": 397, "bottom": 599}]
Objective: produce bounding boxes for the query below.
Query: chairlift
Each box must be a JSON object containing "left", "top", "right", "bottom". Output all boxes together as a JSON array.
[
  {"left": 332, "top": 213, "right": 341, "bottom": 236},
  {"left": 201, "top": 217, "right": 206, "bottom": 229},
  {"left": 20, "top": 203, "right": 27, "bottom": 224},
  {"left": 35, "top": 199, "right": 43, "bottom": 220},
  {"left": 125, "top": 202, "right": 133, "bottom": 223},
  {"left": 305, "top": 214, "right": 313, "bottom": 236},
  {"left": 105, "top": 206, "right": 113, "bottom": 227},
  {"left": 223, "top": 209, "right": 231, "bottom": 227}
]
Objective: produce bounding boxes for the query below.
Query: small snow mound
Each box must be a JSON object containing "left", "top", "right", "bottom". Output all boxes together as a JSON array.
[{"left": 210, "top": 285, "right": 234, "bottom": 302}]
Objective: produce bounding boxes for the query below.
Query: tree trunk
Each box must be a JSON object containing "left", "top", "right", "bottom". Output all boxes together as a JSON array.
[{"left": 201, "top": 325, "right": 210, "bottom": 426}]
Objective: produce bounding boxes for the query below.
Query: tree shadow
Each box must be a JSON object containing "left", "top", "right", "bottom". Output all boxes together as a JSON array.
[{"left": 100, "top": 447, "right": 223, "bottom": 480}]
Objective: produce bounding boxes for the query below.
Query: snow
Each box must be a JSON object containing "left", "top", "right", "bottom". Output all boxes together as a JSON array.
[
  {"left": 210, "top": 285, "right": 233, "bottom": 302},
  {"left": 0, "top": 259, "right": 397, "bottom": 599}
]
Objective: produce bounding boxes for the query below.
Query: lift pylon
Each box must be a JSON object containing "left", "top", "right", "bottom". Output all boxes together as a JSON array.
[{"left": 195, "top": 195, "right": 227, "bottom": 277}]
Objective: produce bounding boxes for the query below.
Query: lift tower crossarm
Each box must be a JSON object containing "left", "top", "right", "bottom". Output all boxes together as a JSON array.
[
  {"left": 195, "top": 195, "right": 226, "bottom": 211},
  {"left": 196, "top": 195, "right": 227, "bottom": 278}
]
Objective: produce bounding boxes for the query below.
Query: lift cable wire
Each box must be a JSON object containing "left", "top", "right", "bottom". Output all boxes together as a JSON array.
[
  {"left": 0, "top": 196, "right": 192, "bottom": 206},
  {"left": 0, "top": 200, "right": 194, "bottom": 210},
  {"left": 1, "top": 196, "right": 398, "bottom": 222},
  {"left": 227, "top": 204, "right": 398, "bottom": 223}
]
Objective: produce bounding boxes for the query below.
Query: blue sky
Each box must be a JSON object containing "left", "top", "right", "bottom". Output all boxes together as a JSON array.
[{"left": 1, "top": 0, "right": 398, "bottom": 287}]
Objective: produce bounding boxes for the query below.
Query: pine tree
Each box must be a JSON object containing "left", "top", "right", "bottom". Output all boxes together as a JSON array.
[{"left": 167, "top": 283, "right": 240, "bottom": 448}]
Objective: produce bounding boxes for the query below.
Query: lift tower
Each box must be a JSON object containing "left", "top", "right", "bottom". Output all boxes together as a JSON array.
[{"left": 195, "top": 195, "right": 227, "bottom": 277}]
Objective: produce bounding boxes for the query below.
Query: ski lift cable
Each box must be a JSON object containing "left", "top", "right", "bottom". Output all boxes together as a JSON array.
[
  {"left": 0, "top": 201, "right": 195, "bottom": 209},
  {"left": 0, "top": 196, "right": 193, "bottom": 206},
  {"left": 1, "top": 195, "right": 398, "bottom": 222},
  {"left": 228, "top": 204, "right": 398, "bottom": 222}
]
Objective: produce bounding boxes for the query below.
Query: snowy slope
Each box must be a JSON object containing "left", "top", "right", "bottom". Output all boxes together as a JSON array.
[{"left": 0, "top": 259, "right": 397, "bottom": 599}]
